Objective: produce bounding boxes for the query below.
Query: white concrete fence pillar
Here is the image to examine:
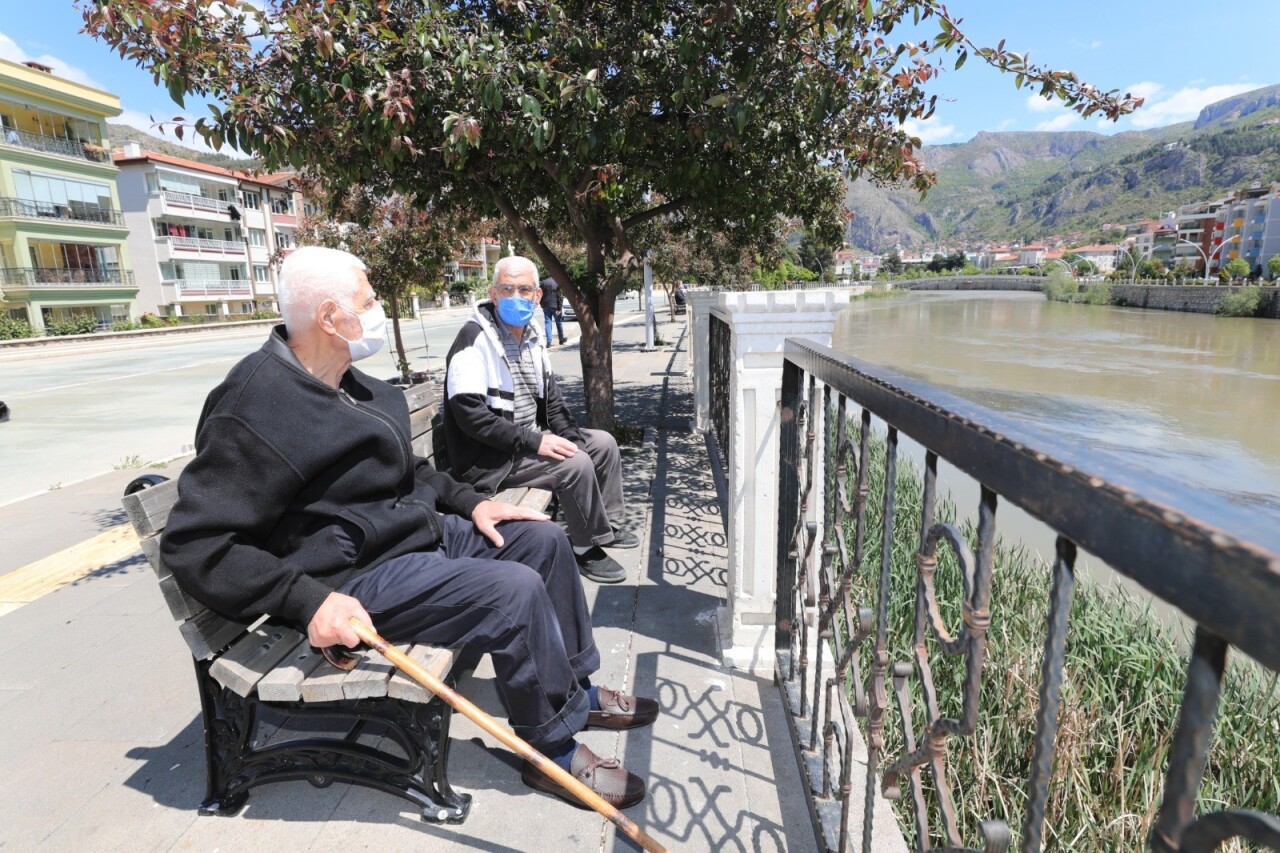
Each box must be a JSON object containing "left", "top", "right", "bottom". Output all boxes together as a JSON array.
[{"left": 691, "top": 289, "right": 853, "bottom": 672}]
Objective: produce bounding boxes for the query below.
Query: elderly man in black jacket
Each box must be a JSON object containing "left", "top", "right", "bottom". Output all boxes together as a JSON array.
[{"left": 162, "top": 246, "right": 655, "bottom": 810}]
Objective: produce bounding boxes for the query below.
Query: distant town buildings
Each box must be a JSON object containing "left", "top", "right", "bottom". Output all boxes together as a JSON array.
[{"left": 0, "top": 57, "right": 134, "bottom": 333}]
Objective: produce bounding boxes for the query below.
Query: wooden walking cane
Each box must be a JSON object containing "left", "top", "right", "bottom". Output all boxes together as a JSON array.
[{"left": 336, "top": 618, "right": 669, "bottom": 853}]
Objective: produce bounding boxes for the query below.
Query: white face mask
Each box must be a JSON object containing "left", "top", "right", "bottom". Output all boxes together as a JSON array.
[{"left": 336, "top": 302, "right": 387, "bottom": 362}]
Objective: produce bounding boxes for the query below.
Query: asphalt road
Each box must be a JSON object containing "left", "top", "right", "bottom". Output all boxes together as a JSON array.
[
  {"left": 0, "top": 307, "right": 484, "bottom": 504},
  {"left": 0, "top": 292, "right": 677, "bottom": 506}
]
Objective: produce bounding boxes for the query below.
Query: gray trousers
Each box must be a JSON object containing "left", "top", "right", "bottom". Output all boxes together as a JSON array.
[{"left": 503, "top": 427, "right": 625, "bottom": 547}]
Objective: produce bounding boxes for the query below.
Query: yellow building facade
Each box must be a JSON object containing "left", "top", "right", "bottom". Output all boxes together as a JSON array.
[{"left": 0, "top": 58, "right": 134, "bottom": 333}]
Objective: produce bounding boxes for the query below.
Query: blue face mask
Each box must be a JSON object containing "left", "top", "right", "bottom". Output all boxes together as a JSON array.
[{"left": 497, "top": 296, "right": 537, "bottom": 328}]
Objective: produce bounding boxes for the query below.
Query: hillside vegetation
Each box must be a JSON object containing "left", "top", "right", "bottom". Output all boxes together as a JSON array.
[
  {"left": 848, "top": 84, "right": 1280, "bottom": 251},
  {"left": 107, "top": 123, "right": 260, "bottom": 171}
]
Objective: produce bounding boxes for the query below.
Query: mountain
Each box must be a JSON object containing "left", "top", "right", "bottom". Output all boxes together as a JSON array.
[
  {"left": 846, "top": 84, "right": 1280, "bottom": 251},
  {"left": 107, "top": 123, "right": 260, "bottom": 171}
]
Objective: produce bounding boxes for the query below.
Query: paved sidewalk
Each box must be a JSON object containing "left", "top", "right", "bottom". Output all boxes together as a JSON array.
[{"left": 0, "top": 314, "right": 816, "bottom": 851}]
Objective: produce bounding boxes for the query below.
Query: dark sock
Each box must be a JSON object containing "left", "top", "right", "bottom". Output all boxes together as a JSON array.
[
  {"left": 587, "top": 685, "right": 600, "bottom": 711},
  {"left": 545, "top": 737, "right": 579, "bottom": 772}
]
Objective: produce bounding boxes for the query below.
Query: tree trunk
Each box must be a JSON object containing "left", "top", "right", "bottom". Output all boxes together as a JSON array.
[
  {"left": 576, "top": 287, "right": 617, "bottom": 430},
  {"left": 389, "top": 293, "right": 409, "bottom": 382}
]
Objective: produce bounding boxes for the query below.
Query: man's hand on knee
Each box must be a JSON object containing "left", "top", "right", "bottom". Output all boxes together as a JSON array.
[
  {"left": 308, "top": 592, "right": 373, "bottom": 649},
  {"left": 538, "top": 434, "right": 578, "bottom": 461},
  {"left": 472, "top": 499, "right": 550, "bottom": 548}
]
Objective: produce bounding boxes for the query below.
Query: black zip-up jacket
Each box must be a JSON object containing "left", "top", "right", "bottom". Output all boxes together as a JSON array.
[
  {"left": 161, "top": 326, "right": 485, "bottom": 628},
  {"left": 443, "top": 302, "right": 583, "bottom": 494}
]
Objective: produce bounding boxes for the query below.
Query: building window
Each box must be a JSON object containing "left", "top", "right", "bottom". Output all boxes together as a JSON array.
[
  {"left": 205, "top": 304, "right": 219, "bottom": 316},
  {"left": 12, "top": 170, "right": 114, "bottom": 219},
  {"left": 248, "top": 228, "right": 266, "bottom": 247},
  {"left": 145, "top": 172, "right": 159, "bottom": 193},
  {"left": 240, "top": 302, "right": 253, "bottom": 314},
  {"left": 275, "top": 230, "right": 295, "bottom": 249},
  {"left": 241, "top": 191, "right": 261, "bottom": 210},
  {"left": 7, "top": 307, "right": 28, "bottom": 322},
  {"left": 253, "top": 264, "right": 269, "bottom": 282},
  {"left": 270, "top": 194, "right": 295, "bottom": 216}
]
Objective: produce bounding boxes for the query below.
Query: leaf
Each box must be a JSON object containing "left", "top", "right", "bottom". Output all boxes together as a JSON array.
[
  {"left": 705, "top": 94, "right": 730, "bottom": 108},
  {"left": 954, "top": 50, "right": 967, "bottom": 70}
]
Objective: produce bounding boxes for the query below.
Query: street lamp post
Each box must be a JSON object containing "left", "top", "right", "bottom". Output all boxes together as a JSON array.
[
  {"left": 1178, "top": 236, "right": 1238, "bottom": 284},
  {"left": 1114, "top": 248, "right": 1138, "bottom": 282}
]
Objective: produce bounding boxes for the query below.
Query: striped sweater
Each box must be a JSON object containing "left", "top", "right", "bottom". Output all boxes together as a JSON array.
[{"left": 443, "top": 301, "right": 584, "bottom": 494}]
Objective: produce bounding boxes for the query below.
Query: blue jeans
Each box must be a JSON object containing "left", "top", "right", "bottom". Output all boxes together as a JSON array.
[{"left": 543, "top": 308, "right": 565, "bottom": 344}]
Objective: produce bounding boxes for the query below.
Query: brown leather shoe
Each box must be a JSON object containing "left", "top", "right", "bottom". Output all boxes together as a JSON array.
[
  {"left": 587, "top": 685, "right": 659, "bottom": 730},
  {"left": 521, "top": 744, "right": 645, "bottom": 809}
]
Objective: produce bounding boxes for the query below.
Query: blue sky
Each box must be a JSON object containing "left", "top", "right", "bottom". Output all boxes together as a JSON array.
[{"left": 2, "top": 2, "right": 1276, "bottom": 155}]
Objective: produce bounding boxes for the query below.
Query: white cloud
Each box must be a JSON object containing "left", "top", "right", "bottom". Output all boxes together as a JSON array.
[
  {"left": 901, "top": 117, "right": 958, "bottom": 144},
  {"left": 1035, "top": 112, "right": 1085, "bottom": 132},
  {"left": 1129, "top": 83, "right": 1262, "bottom": 128},
  {"left": 0, "top": 31, "right": 103, "bottom": 90},
  {"left": 997, "top": 118, "right": 1017, "bottom": 130},
  {"left": 115, "top": 108, "right": 218, "bottom": 155},
  {"left": 1125, "top": 81, "right": 1165, "bottom": 103},
  {"left": 1026, "top": 94, "right": 1058, "bottom": 113}
]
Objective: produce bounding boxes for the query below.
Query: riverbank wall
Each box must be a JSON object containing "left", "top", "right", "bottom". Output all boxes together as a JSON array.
[
  {"left": 1110, "top": 284, "right": 1280, "bottom": 318},
  {"left": 903, "top": 277, "right": 1280, "bottom": 318},
  {"left": 903, "top": 276, "right": 1045, "bottom": 292}
]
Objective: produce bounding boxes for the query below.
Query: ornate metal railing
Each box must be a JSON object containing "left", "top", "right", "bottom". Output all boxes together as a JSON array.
[
  {"left": 0, "top": 128, "right": 110, "bottom": 162},
  {"left": 776, "top": 338, "right": 1280, "bottom": 852},
  {"left": 0, "top": 197, "right": 124, "bottom": 226},
  {"left": 0, "top": 266, "right": 134, "bottom": 287},
  {"left": 708, "top": 313, "right": 732, "bottom": 462},
  {"left": 161, "top": 190, "right": 232, "bottom": 213}
]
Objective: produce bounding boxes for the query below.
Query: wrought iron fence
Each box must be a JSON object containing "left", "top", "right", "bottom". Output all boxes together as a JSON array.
[
  {"left": 0, "top": 128, "right": 110, "bottom": 162},
  {"left": 708, "top": 314, "right": 731, "bottom": 463},
  {"left": 0, "top": 197, "right": 124, "bottom": 226},
  {"left": 0, "top": 266, "right": 134, "bottom": 287},
  {"left": 776, "top": 338, "right": 1280, "bottom": 852}
]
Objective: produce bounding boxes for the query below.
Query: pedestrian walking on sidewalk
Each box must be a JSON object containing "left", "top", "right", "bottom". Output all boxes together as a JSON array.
[
  {"left": 444, "top": 256, "right": 640, "bottom": 584},
  {"left": 539, "top": 276, "right": 567, "bottom": 346}
]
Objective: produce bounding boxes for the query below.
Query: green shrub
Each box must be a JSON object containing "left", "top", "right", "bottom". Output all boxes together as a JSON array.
[
  {"left": 1215, "top": 286, "right": 1263, "bottom": 318},
  {"left": 45, "top": 314, "right": 99, "bottom": 336},
  {"left": 0, "top": 316, "right": 34, "bottom": 340},
  {"left": 138, "top": 312, "right": 166, "bottom": 328},
  {"left": 1081, "top": 281, "right": 1112, "bottom": 305},
  {"left": 110, "top": 319, "right": 140, "bottom": 332},
  {"left": 249, "top": 309, "right": 280, "bottom": 320},
  {"left": 1041, "top": 269, "right": 1080, "bottom": 302}
]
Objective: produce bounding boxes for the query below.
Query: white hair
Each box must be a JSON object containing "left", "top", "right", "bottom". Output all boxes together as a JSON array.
[
  {"left": 491, "top": 255, "right": 540, "bottom": 289},
  {"left": 278, "top": 246, "right": 368, "bottom": 332}
]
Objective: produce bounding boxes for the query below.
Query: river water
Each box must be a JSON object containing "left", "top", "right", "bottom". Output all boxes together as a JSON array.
[{"left": 829, "top": 291, "right": 1280, "bottom": 620}]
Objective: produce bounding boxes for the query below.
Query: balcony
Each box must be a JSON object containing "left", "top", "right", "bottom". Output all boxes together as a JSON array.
[
  {"left": 0, "top": 266, "right": 134, "bottom": 288},
  {"left": 0, "top": 128, "right": 110, "bottom": 163},
  {"left": 160, "top": 190, "right": 232, "bottom": 215},
  {"left": 160, "top": 236, "right": 245, "bottom": 256},
  {"left": 166, "top": 278, "right": 253, "bottom": 298},
  {"left": 0, "top": 197, "right": 124, "bottom": 227}
]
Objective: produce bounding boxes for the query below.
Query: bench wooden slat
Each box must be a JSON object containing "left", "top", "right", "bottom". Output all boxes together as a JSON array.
[
  {"left": 210, "top": 626, "right": 307, "bottom": 697},
  {"left": 408, "top": 401, "right": 438, "bottom": 439},
  {"left": 180, "top": 608, "right": 250, "bottom": 660},
  {"left": 520, "top": 488, "right": 554, "bottom": 512},
  {"left": 342, "top": 645, "right": 407, "bottom": 700},
  {"left": 388, "top": 645, "right": 455, "bottom": 703},
  {"left": 122, "top": 479, "right": 180, "bottom": 538},
  {"left": 298, "top": 646, "right": 394, "bottom": 702},
  {"left": 158, "top": 574, "right": 205, "bottom": 622},
  {"left": 403, "top": 383, "right": 435, "bottom": 413},
  {"left": 493, "top": 486, "right": 528, "bottom": 505},
  {"left": 257, "top": 643, "right": 330, "bottom": 702}
]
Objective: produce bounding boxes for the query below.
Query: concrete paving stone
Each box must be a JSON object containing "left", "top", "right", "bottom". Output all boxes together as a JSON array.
[
  {"left": 0, "top": 739, "right": 158, "bottom": 849},
  {"left": 0, "top": 687, "right": 21, "bottom": 712},
  {"left": 168, "top": 781, "right": 344, "bottom": 851},
  {"left": 59, "top": 647, "right": 198, "bottom": 743}
]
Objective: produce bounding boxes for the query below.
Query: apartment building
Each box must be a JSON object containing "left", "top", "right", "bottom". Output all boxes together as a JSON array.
[
  {"left": 1210, "top": 183, "right": 1280, "bottom": 277},
  {"left": 115, "top": 144, "right": 283, "bottom": 319},
  {"left": 1173, "top": 199, "right": 1224, "bottom": 274},
  {"left": 0, "top": 58, "right": 134, "bottom": 332}
]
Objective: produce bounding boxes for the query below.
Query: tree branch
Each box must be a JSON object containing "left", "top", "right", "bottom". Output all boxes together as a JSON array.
[{"left": 621, "top": 196, "right": 688, "bottom": 231}]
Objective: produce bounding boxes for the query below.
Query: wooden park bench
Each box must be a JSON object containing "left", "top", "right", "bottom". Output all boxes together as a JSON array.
[{"left": 121, "top": 382, "right": 553, "bottom": 824}]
